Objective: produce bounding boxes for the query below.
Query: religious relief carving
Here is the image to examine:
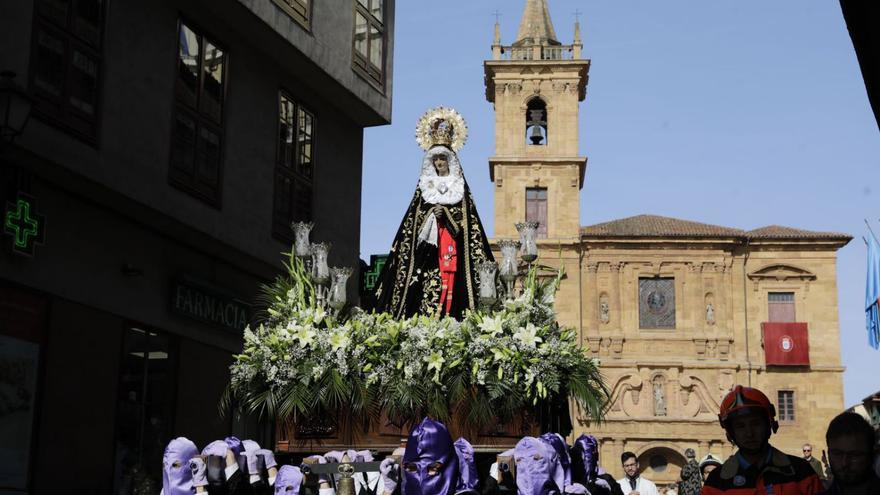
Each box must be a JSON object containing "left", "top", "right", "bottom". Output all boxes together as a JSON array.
[
  {"left": 552, "top": 81, "right": 573, "bottom": 93},
  {"left": 653, "top": 375, "right": 667, "bottom": 417},
  {"left": 679, "top": 375, "right": 723, "bottom": 418},
  {"left": 605, "top": 374, "right": 643, "bottom": 418},
  {"left": 706, "top": 340, "right": 717, "bottom": 358},
  {"left": 530, "top": 79, "right": 542, "bottom": 94},
  {"left": 503, "top": 82, "right": 523, "bottom": 95},
  {"left": 599, "top": 292, "right": 610, "bottom": 324}
]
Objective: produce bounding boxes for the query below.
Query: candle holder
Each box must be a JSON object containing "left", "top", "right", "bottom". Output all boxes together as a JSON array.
[
  {"left": 498, "top": 239, "right": 521, "bottom": 300},
  {"left": 328, "top": 267, "right": 353, "bottom": 312},
  {"left": 477, "top": 261, "right": 499, "bottom": 309},
  {"left": 310, "top": 242, "right": 331, "bottom": 308},
  {"left": 292, "top": 221, "right": 314, "bottom": 272},
  {"left": 515, "top": 222, "right": 540, "bottom": 266}
]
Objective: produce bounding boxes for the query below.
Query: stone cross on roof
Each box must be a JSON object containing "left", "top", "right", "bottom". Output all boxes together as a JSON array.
[{"left": 515, "top": 0, "right": 559, "bottom": 46}]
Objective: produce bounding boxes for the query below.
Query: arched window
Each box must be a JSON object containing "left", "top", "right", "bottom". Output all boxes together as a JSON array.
[{"left": 525, "top": 98, "right": 547, "bottom": 145}]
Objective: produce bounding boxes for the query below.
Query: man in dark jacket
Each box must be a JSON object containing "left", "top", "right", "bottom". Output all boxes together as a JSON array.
[
  {"left": 818, "top": 412, "right": 880, "bottom": 495},
  {"left": 701, "top": 385, "right": 821, "bottom": 495}
]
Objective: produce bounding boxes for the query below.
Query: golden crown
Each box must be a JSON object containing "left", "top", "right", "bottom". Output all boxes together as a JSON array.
[
  {"left": 415, "top": 107, "right": 468, "bottom": 152},
  {"left": 430, "top": 120, "right": 454, "bottom": 147}
]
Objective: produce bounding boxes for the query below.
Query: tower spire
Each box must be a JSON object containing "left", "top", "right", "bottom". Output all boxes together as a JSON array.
[{"left": 514, "top": 0, "right": 559, "bottom": 46}]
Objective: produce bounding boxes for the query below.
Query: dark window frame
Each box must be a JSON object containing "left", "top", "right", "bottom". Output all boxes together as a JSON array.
[
  {"left": 352, "top": 0, "right": 386, "bottom": 89},
  {"left": 28, "top": 0, "right": 106, "bottom": 144},
  {"left": 777, "top": 389, "right": 796, "bottom": 423},
  {"left": 272, "top": 89, "right": 316, "bottom": 243},
  {"left": 271, "top": 0, "right": 311, "bottom": 30},
  {"left": 768, "top": 291, "right": 796, "bottom": 322},
  {"left": 167, "top": 18, "right": 228, "bottom": 207},
  {"left": 525, "top": 187, "right": 548, "bottom": 239}
]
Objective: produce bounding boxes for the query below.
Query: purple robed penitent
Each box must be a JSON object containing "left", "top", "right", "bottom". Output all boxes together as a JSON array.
[
  {"left": 573, "top": 435, "right": 599, "bottom": 482},
  {"left": 162, "top": 437, "right": 198, "bottom": 495},
  {"left": 539, "top": 433, "right": 571, "bottom": 488},
  {"left": 514, "top": 436, "right": 562, "bottom": 495},
  {"left": 402, "top": 417, "right": 460, "bottom": 495},
  {"left": 225, "top": 436, "right": 244, "bottom": 457},
  {"left": 454, "top": 437, "right": 478, "bottom": 492},
  {"left": 276, "top": 465, "right": 304, "bottom": 495}
]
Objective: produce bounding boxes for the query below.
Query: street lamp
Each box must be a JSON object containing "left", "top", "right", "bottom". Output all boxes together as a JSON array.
[{"left": 0, "top": 71, "right": 33, "bottom": 143}]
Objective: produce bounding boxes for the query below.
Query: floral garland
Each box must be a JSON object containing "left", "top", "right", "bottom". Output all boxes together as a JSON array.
[{"left": 225, "top": 252, "right": 608, "bottom": 431}]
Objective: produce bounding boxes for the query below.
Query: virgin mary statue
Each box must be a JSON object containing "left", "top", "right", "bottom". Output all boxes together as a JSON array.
[{"left": 373, "top": 108, "right": 494, "bottom": 319}]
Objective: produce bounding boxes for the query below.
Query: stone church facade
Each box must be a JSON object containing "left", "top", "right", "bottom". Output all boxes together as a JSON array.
[{"left": 485, "top": 0, "right": 851, "bottom": 484}]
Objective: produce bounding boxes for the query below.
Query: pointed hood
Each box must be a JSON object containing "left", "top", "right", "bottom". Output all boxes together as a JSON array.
[{"left": 515, "top": 0, "right": 559, "bottom": 46}]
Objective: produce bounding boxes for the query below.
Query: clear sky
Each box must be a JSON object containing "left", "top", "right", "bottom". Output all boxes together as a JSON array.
[{"left": 360, "top": 1, "right": 880, "bottom": 407}]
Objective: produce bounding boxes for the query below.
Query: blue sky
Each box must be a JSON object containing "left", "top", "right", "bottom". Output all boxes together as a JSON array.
[{"left": 360, "top": 1, "right": 879, "bottom": 406}]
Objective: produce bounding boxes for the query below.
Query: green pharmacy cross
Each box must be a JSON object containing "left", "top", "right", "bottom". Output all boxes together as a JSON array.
[{"left": 4, "top": 193, "right": 46, "bottom": 256}]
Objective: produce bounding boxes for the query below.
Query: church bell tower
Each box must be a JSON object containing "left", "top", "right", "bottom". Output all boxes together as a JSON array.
[{"left": 485, "top": 0, "right": 589, "bottom": 241}]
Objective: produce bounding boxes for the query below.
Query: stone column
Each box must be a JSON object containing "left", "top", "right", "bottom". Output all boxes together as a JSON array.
[
  {"left": 611, "top": 262, "right": 623, "bottom": 330},
  {"left": 688, "top": 263, "right": 701, "bottom": 331},
  {"left": 585, "top": 262, "right": 599, "bottom": 334}
]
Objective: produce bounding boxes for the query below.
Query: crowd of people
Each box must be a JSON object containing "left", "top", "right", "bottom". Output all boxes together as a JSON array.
[{"left": 161, "top": 386, "right": 880, "bottom": 495}]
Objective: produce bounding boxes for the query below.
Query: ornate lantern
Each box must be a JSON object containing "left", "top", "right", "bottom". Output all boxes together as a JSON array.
[
  {"left": 328, "top": 267, "right": 353, "bottom": 311},
  {"left": 477, "top": 261, "right": 499, "bottom": 307},
  {"left": 291, "top": 221, "right": 314, "bottom": 258},
  {"left": 498, "top": 239, "right": 521, "bottom": 300},
  {"left": 515, "top": 221, "right": 539, "bottom": 263}
]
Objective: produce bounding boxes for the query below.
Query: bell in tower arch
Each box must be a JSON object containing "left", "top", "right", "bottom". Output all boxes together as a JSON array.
[{"left": 526, "top": 98, "right": 548, "bottom": 145}]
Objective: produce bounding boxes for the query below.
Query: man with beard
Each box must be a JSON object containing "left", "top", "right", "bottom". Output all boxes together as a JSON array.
[
  {"left": 818, "top": 412, "right": 880, "bottom": 495},
  {"left": 701, "top": 385, "right": 822, "bottom": 495},
  {"left": 617, "top": 452, "right": 658, "bottom": 495}
]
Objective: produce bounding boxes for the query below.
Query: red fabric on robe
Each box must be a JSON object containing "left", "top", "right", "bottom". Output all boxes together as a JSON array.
[{"left": 438, "top": 220, "right": 457, "bottom": 315}]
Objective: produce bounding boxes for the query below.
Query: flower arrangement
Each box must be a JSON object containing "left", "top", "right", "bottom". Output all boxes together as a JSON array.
[{"left": 223, "top": 250, "right": 608, "bottom": 432}]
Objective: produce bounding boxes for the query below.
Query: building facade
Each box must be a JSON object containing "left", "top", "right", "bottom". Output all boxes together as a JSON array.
[
  {"left": 485, "top": 0, "right": 850, "bottom": 484},
  {"left": 0, "top": 0, "right": 394, "bottom": 491}
]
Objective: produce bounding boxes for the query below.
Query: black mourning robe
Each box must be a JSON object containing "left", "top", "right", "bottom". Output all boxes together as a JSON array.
[{"left": 372, "top": 179, "right": 493, "bottom": 319}]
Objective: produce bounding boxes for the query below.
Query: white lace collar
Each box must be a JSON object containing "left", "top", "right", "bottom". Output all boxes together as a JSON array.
[{"left": 418, "top": 146, "right": 465, "bottom": 205}]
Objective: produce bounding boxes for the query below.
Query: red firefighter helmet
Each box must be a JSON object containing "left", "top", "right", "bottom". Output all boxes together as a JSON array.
[{"left": 718, "top": 385, "right": 779, "bottom": 433}]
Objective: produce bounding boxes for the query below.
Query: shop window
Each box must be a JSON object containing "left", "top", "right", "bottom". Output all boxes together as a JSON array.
[
  {"left": 273, "top": 91, "right": 315, "bottom": 242},
  {"left": 639, "top": 278, "right": 676, "bottom": 329},
  {"left": 113, "top": 325, "right": 176, "bottom": 491},
  {"left": 169, "top": 21, "right": 226, "bottom": 206},
  {"left": 29, "top": 0, "right": 105, "bottom": 141},
  {"left": 777, "top": 390, "right": 795, "bottom": 423},
  {"left": 525, "top": 187, "right": 548, "bottom": 238},
  {"left": 352, "top": 0, "right": 385, "bottom": 87},
  {"left": 768, "top": 292, "right": 795, "bottom": 322}
]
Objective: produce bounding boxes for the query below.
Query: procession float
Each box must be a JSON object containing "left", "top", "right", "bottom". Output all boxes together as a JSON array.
[{"left": 222, "top": 108, "right": 609, "bottom": 453}]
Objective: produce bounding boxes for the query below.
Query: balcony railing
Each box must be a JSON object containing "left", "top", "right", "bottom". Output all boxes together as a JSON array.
[{"left": 494, "top": 44, "right": 578, "bottom": 61}]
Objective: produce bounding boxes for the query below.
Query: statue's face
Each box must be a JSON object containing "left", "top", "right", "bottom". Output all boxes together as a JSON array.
[{"left": 433, "top": 154, "right": 450, "bottom": 176}]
